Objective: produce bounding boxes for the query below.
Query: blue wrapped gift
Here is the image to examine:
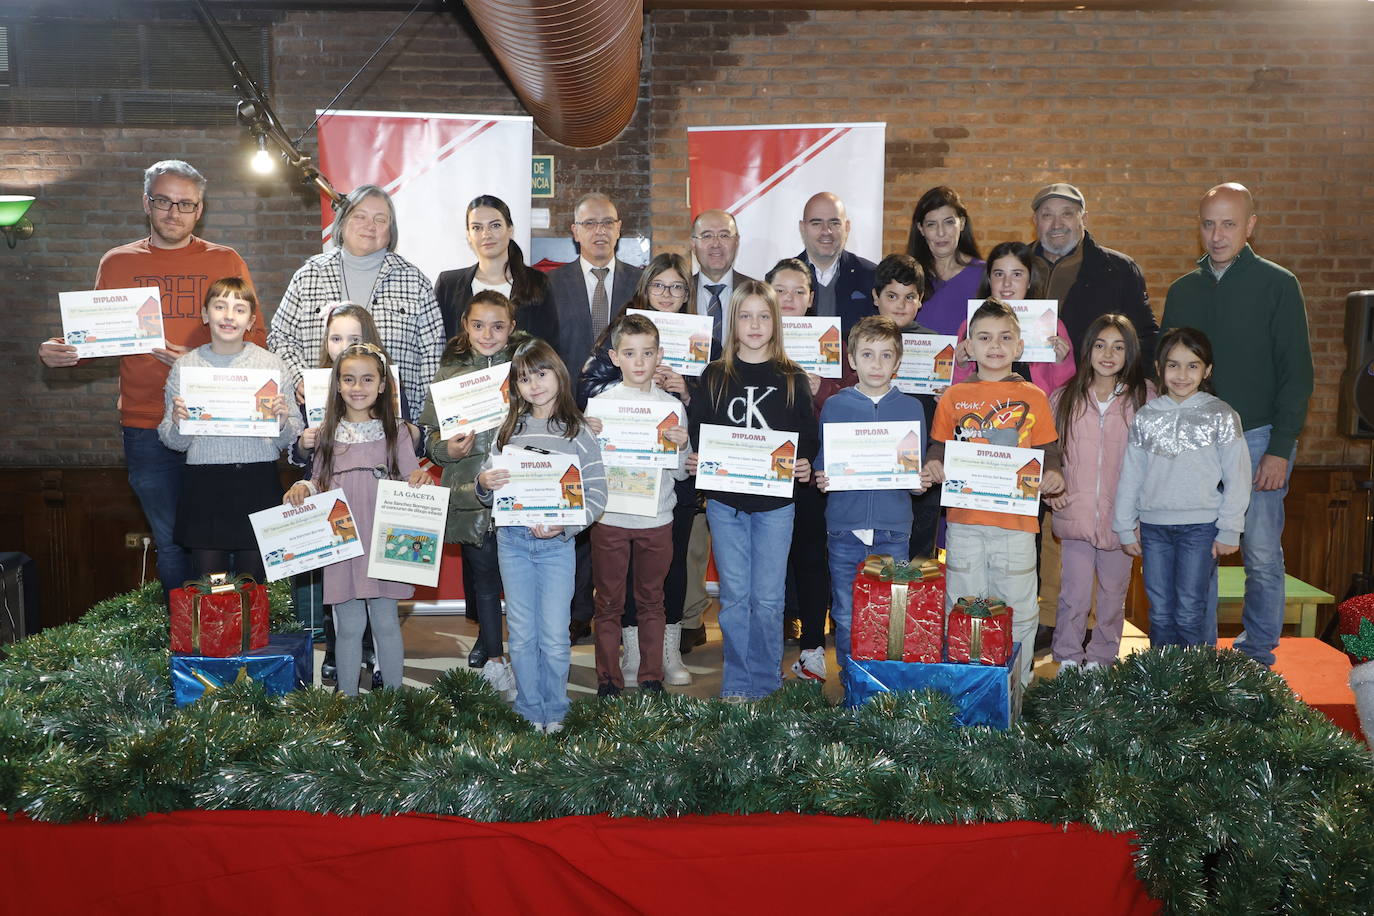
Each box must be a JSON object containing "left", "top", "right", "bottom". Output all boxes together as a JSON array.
[
  {"left": 171, "top": 632, "right": 311, "bottom": 706},
  {"left": 841, "top": 646, "right": 1023, "bottom": 728}
]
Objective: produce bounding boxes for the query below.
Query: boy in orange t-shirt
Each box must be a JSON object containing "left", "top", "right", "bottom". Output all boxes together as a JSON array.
[{"left": 921, "top": 299, "right": 1064, "bottom": 686}]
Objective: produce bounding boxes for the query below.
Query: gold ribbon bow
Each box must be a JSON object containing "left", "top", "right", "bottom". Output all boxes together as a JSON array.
[
  {"left": 955, "top": 596, "right": 1007, "bottom": 663},
  {"left": 182, "top": 572, "right": 259, "bottom": 654},
  {"left": 862, "top": 555, "right": 940, "bottom": 660}
]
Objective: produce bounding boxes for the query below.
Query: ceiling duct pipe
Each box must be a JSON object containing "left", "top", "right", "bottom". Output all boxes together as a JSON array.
[{"left": 463, "top": 0, "right": 644, "bottom": 149}]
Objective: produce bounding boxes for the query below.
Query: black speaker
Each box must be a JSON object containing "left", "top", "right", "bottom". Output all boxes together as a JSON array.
[
  {"left": 0, "top": 552, "right": 39, "bottom": 646},
  {"left": 1339, "top": 290, "right": 1374, "bottom": 439}
]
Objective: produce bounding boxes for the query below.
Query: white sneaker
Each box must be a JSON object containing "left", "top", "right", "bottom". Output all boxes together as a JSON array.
[
  {"left": 1058, "top": 659, "right": 1079, "bottom": 670},
  {"left": 663, "top": 623, "right": 692, "bottom": 686},
  {"left": 790, "top": 647, "right": 826, "bottom": 683},
  {"left": 1082, "top": 661, "right": 1102, "bottom": 671},
  {"left": 621, "top": 626, "right": 640, "bottom": 688},
  {"left": 544, "top": 721, "right": 564, "bottom": 735}
]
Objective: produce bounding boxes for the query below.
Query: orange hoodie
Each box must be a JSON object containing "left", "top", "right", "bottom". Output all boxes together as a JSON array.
[{"left": 94, "top": 236, "right": 261, "bottom": 428}]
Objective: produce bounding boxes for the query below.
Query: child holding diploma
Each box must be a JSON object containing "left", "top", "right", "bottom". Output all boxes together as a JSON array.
[
  {"left": 687, "top": 281, "right": 818, "bottom": 701},
  {"left": 159, "top": 278, "right": 300, "bottom": 582},
  {"left": 476, "top": 339, "right": 607, "bottom": 732},
  {"left": 418, "top": 290, "right": 528, "bottom": 699},
  {"left": 814, "top": 316, "right": 928, "bottom": 680},
  {"left": 1046, "top": 314, "right": 1154, "bottom": 670},
  {"left": 1112, "top": 327, "right": 1250, "bottom": 649},
  {"left": 920, "top": 299, "right": 1064, "bottom": 686},
  {"left": 284, "top": 343, "right": 429, "bottom": 695},
  {"left": 585, "top": 313, "right": 689, "bottom": 696}
]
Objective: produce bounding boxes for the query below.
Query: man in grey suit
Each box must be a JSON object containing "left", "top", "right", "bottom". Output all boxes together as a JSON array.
[
  {"left": 549, "top": 192, "right": 642, "bottom": 377},
  {"left": 690, "top": 209, "right": 755, "bottom": 347}
]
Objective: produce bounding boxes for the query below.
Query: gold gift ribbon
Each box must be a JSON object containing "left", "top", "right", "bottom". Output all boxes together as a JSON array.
[
  {"left": 969, "top": 616, "right": 983, "bottom": 662},
  {"left": 184, "top": 572, "right": 256, "bottom": 654},
  {"left": 888, "top": 582, "right": 908, "bottom": 661}
]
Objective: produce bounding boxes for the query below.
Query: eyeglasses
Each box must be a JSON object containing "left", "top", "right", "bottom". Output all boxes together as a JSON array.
[
  {"left": 574, "top": 218, "right": 620, "bottom": 231},
  {"left": 692, "top": 231, "right": 736, "bottom": 243},
  {"left": 649, "top": 281, "right": 688, "bottom": 297},
  {"left": 147, "top": 195, "right": 200, "bottom": 213},
  {"left": 348, "top": 211, "right": 391, "bottom": 226}
]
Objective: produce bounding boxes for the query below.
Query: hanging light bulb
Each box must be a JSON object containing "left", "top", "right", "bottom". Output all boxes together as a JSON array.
[{"left": 250, "top": 135, "right": 275, "bottom": 174}]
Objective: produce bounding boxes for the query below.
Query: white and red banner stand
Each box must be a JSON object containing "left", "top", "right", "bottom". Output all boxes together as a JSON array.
[
  {"left": 317, "top": 110, "right": 534, "bottom": 284},
  {"left": 687, "top": 122, "right": 887, "bottom": 281}
]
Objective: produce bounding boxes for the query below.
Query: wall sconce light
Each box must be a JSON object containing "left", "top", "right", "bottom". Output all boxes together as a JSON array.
[{"left": 0, "top": 196, "right": 35, "bottom": 249}]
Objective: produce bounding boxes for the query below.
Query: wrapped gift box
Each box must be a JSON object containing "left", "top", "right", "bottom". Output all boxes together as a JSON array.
[
  {"left": 170, "top": 574, "right": 269, "bottom": 657},
  {"left": 171, "top": 632, "right": 311, "bottom": 706},
  {"left": 947, "top": 596, "right": 1014, "bottom": 666},
  {"left": 842, "top": 646, "right": 1023, "bottom": 729},
  {"left": 850, "top": 555, "right": 944, "bottom": 664}
]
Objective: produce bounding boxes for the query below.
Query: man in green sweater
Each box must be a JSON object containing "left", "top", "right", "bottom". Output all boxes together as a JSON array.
[{"left": 1161, "top": 183, "right": 1313, "bottom": 667}]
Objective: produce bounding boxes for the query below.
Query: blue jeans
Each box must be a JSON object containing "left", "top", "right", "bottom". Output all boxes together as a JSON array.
[
  {"left": 706, "top": 500, "right": 794, "bottom": 699},
  {"left": 827, "top": 529, "right": 909, "bottom": 678},
  {"left": 1231, "top": 426, "right": 1296, "bottom": 667},
  {"left": 496, "top": 527, "right": 574, "bottom": 726},
  {"left": 1141, "top": 521, "right": 1219, "bottom": 647},
  {"left": 122, "top": 426, "right": 191, "bottom": 596}
]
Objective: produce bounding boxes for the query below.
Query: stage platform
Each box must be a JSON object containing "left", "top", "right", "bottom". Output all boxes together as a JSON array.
[{"left": 1219, "top": 636, "right": 1365, "bottom": 744}]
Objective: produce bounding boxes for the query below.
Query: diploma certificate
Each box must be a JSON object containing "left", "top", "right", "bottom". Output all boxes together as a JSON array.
[
  {"left": 605, "top": 465, "right": 664, "bottom": 517},
  {"left": 780, "top": 316, "right": 843, "bottom": 378},
  {"left": 627, "top": 309, "right": 712, "bottom": 376},
  {"left": 58, "top": 287, "right": 166, "bottom": 358},
  {"left": 587, "top": 395, "right": 685, "bottom": 469},
  {"left": 896, "top": 334, "right": 958, "bottom": 395},
  {"left": 967, "top": 299, "right": 1059, "bottom": 363},
  {"left": 695, "top": 423, "right": 798, "bottom": 499},
  {"left": 940, "top": 441, "right": 1044, "bottom": 517},
  {"left": 429, "top": 362, "right": 512, "bottom": 439},
  {"left": 250, "top": 488, "right": 364, "bottom": 581},
  {"left": 491, "top": 447, "right": 588, "bottom": 527},
  {"left": 367, "top": 480, "right": 449, "bottom": 587},
  {"left": 822, "top": 421, "right": 924, "bottom": 491},
  {"left": 179, "top": 366, "right": 280, "bottom": 437}
]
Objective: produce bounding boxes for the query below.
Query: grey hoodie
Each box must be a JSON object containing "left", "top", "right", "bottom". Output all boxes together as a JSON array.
[{"left": 1112, "top": 391, "right": 1251, "bottom": 546}]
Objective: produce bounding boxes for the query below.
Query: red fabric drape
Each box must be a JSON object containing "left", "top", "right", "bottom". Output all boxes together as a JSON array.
[{"left": 0, "top": 811, "right": 1157, "bottom": 914}]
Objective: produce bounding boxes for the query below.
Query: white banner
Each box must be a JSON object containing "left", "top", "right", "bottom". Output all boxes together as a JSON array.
[
  {"left": 316, "top": 110, "right": 534, "bottom": 285},
  {"left": 687, "top": 122, "right": 886, "bottom": 281}
]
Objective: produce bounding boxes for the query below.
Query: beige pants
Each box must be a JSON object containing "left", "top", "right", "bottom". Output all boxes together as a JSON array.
[{"left": 680, "top": 512, "right": 712, "bottom": 630}]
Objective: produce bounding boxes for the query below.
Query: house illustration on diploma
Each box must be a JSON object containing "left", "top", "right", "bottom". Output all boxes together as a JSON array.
[
  {"left": 1016, "top": 457, "right": 1042, "bottom": 498},
  {"left": 688, "top": 331, "right": 711, "bottom": 363},
  {"left": 933, "top": 343, "right": 955, "bottom": 381},
  {"left": 137, "top": 295, "right": 161, "bottom": 337},
  {"left": 328, "top": 500, "right": 357, "bottom": 543},
  {"left": 254, "top": 379, "right": 279, "bottom": 420},
  {"left": 499, "top": 374, "right": 511, "bottom": 404},
  {"left": 560, "top": 465, "right": 584, "bottom": 508},
  {"left": 897, "top": 430, "right": 923, "bottom": 471},
  {"left": 770, "top": 440, "right": 796, "bottom": 479},
  {"left": 656, "top": 413, "right": 679, "bottom": 451},
  {"left": 819, "top": 325, "right": 841, "bottom": 363}
]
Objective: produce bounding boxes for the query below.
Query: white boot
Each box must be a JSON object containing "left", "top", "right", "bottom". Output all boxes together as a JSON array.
[
  {"left": 620, "top": 626, "right": 640, "bottom": 688},
  {"left": 663, "top": 623, "right": 692, "bottom": 686}
]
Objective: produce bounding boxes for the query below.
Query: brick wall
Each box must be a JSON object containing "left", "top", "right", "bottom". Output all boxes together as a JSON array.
[
  {"left": 3, "top": 5, "right": 1371, "bottom": 468},
  {"left": 647, "top": 6, "right": 1374, "bottom": 468}
]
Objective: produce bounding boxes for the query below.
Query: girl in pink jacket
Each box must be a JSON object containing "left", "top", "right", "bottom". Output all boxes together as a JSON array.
[{"left": 1046, "top": 314, "right": 1154, "bottom": 669}]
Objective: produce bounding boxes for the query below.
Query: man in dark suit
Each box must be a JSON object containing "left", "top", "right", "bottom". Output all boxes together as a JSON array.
[
  {"left": 548, "top": 192, "right": 642, "bottom": 378},
  {"left": 796, "top": 191, "right": 877, "bottom": 341},
  {"left": 690, "top": 209, "right": 756, "bottom": 347},
  {"left": 549, "top": 192, "right": 642, "bottom": 644}
]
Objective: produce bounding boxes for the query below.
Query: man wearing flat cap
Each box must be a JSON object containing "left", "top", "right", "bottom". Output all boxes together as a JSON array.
[{"left": 1029, "top": 182, "right": 1159, "bottom": 367}]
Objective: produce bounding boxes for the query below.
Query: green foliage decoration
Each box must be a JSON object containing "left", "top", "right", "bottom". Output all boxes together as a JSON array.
[{"left": 0, "top": 583, "right": 1371, "bottom": 914}]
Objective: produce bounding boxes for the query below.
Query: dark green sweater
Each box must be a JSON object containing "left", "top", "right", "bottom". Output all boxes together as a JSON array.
[{"left": 1161, "top": 245, "right": 1312, "bottom": 460}]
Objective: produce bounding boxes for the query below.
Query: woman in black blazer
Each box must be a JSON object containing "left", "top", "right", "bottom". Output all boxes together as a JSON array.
[{"left": 435, "top": 195, "right": 559, "bottom": 345}]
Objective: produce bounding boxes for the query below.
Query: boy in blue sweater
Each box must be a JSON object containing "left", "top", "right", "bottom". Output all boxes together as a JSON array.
[{"left": 815, "top": 315, "right": 930, "bottom": 678}]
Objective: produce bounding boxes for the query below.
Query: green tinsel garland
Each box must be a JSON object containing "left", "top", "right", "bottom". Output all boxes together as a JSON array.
[{"left": 0, "top": 582, "right": 1371, "bottom": 914}]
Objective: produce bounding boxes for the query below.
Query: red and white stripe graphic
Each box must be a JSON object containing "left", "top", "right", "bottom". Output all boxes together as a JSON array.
[{"left": 688, "top": 122, "right": 886, "bottom": 280}]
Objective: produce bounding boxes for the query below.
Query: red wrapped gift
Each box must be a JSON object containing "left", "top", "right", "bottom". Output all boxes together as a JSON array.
[
  {"left": 850, "top": 555, "right": 944, "bottom": 664},
  {"left": 947, "top": 596, "right": 1013, "bottom": 666},
  {"left": 1337, "top": 593, "right": 1374, "bottom": 666},
  {"left": 170, "top": 573, "right": 270, "bottom": 657}
]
